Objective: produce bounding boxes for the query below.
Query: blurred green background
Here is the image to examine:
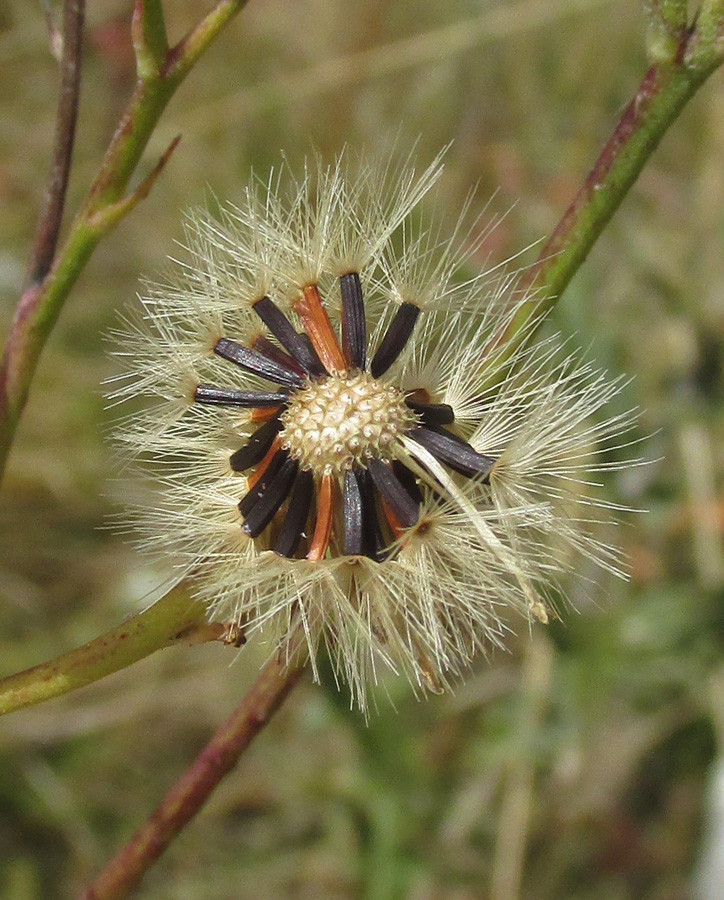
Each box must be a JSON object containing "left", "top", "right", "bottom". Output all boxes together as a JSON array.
[{"left": 2, "top": 1, "right": 724, "bottom": 898}]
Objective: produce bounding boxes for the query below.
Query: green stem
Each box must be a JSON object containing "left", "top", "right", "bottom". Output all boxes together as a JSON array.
[
  {"left": 499, "top": 25, "right": 724, "bottom": 349},
  {"left": 0, "top": 586, "right": 205, "bottom": 717},
  {"left": 132, "top": 0, "right": 169, "bottom": 80},
  {"left": 657, "top": 0, "right": 688, "bottom": 28},
  {"left": 0, "top": 0, "right": 250, "bottom": 482},
  {"left": 163, "top": 0, "right": 249, "bottom": 80}
]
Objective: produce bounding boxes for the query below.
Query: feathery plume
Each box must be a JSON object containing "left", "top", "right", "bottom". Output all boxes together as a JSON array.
[{"left": 110, "top": 150, "right": 636, "bottom": 711}]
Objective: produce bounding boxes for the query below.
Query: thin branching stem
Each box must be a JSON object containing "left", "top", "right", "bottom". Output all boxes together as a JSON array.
[
  {"left": 0, "top": 586, "right": 209, "bottom": 716},
  {"left": 480, "top": 15, "right": 724, "bottom": 362},
  {"left": 77, "top": 648, "right": 305, "bottom": 900},
  {"left": 0, "top": 0, "right": 251, "bottom": 482},
  {"left": 25, "top": 0, "right": 85, "bottom": 287}
]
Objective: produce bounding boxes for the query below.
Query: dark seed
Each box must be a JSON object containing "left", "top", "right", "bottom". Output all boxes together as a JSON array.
[
  {"left": 367, "top": 458, "right": 420, "bottom": 529},
  {"left": 238, "top": 448, "right": 288, "bottom": 516},
  {"left": 252, "top": 335, "right": 306, "bottom": 378},
  {"left": 298, "top": 334, "right": 326, "bottom": 376},
  {"left": 252, "top": 296, "right": 327, "bottom": 375},
  {"left": 214, "top": 337, "right": 303, "bottom": 388},
  {"left": 404, "top": 398, "right": 455, "bottom": 426},
  {"left": 370, "top": 302, "right": 420, "bottom": 378},
  {"left": 408, "top": 426, "right": 495, "bottom": 480},
  {"left": 195, "top": 384, "right": 287, "bottom": 408},
  {"left": 241, "top": 457, "right": 299, "bottom": 537},
  {"left": 274, "top": 470, "right": 314, "bottom": 557},
  {"left": 343, "top": 469, "right": 364, "bottom": 556},
  {"left": 340, "top": 273, "right": 366, "bottom": 370},
  {"left": 229, "top": 414, "right": 283, "bottom": 472},
  {"left": 393, "top": 461, "right": 424, "bottom": 506},
  {"left": 357, "top": 467, "right": 386, "bottom": 559}
]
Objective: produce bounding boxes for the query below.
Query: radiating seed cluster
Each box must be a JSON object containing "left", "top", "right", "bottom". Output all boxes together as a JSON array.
[
  {"left": 203, "top": 274, "right": 494, "bottom": 560},
  {"left": 112, "top": 149, "right": 637, "bottom": 711},
  {"left": 280, "top": 372, "right": 417, "bottom": 475}
]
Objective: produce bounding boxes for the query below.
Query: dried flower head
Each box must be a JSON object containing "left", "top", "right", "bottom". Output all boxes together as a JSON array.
[{"left": 111, "top": 150, "right": 634, "bottom": 710}]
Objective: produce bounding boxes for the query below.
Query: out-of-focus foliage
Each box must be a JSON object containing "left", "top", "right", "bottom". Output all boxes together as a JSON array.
[{"left": 1, "top": 1, "right": 723, "bottom": 898}]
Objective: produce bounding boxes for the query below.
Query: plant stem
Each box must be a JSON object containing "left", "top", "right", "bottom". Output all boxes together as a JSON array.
[
  {"left": 77, "top": 649, "right": 305, "bottom": 900},
  {"left": 498, "top": 24, "right": 724, "bottom": 349},
  {"left": 0, "top": 586, "right": 206, "bottom": 717},
  {"left": 0, "top": 0, "right": 251, "bottom": 483},
  {"left": 25, "top": 0, "right": 85, "bottom": 287},
  {"left": 132, "top": 0, "right": 168, "bottom": 80}
]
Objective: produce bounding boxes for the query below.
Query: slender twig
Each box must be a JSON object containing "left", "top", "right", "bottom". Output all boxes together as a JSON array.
[
  {"left": 0, "top": 585, "right": 210, "bottom": 717},
  {"left": 78, "top": 648, "right": 306, "bottom": 900},
  {"left": 25, "top": 0, "right": 85, "bottom": 287},
  {"left": 87, "top": 133, "right": 182, "bottom": 232},
  {"left": 0, "top": 0, "right": 251, "bottom": 482},
  {"left": 132, "top": 0, "right": 168, "bottom": 80},
  {"left": 494, "top": 19, "right": 724, "bottom": 354}
]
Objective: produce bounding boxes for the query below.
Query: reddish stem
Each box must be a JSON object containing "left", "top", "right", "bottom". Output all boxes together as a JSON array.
[
  {"left": 78, "top": 651, "right": 304, "bottom": 900},
  {"left": 529, "top": 64, "right": 662, "bottom": 286},
  {"left": 26, "top": 0, "right": 85, "bottom": 286},
  {"left": 496, "top": 27, "right": 721, "bottom": 351}
]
